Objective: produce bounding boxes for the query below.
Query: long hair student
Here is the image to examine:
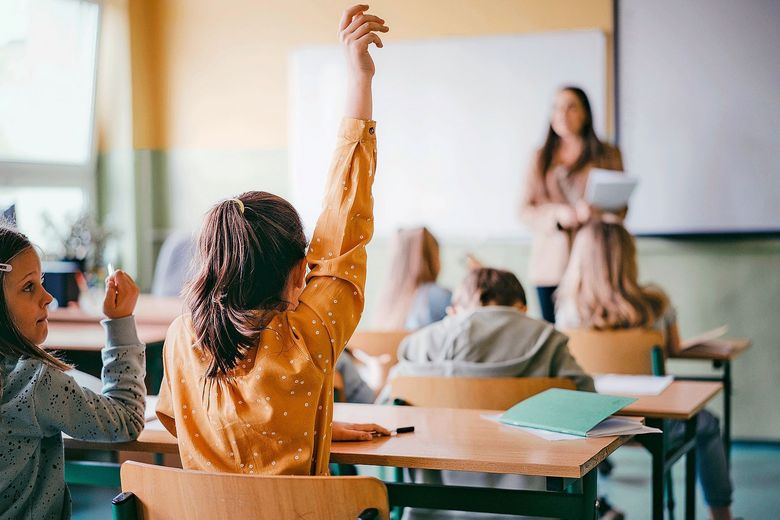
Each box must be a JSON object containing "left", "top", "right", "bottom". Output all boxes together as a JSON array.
[
  {"left": 0, "top": 224, "right": 146, "bottom": 519},
  {"left": 556, "top": 217, "right": 669, "bottom": 331},
  {"left": 373, "top": 227, "right": 451, "bottom": 330},
  {"left": 156, "top": 5, "right": 391, "bottom": 475}
]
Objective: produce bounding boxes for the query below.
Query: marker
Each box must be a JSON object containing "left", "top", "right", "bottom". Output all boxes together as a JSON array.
[{"left": 372, "top": 426, "right": 415, "bottom": 437}]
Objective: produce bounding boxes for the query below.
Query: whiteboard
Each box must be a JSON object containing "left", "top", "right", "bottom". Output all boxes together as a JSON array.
[
  {"left": 618, "top": 0, "right": 780, "bottom": 234},
  {"left": 289, "top": 31, "right": 606, "bottom": 239}
]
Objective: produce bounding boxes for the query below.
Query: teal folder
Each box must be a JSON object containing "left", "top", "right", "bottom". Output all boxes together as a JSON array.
[{"left": 499, "top": 388, "right": 637, "bottom": 437}]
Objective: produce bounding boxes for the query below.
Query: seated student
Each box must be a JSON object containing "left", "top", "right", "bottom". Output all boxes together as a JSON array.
[
  {"left": 335, "top": 352, "right": 376, "bottom": 404},
  {"left": 374, "top": 227, "right": 452, "bottom": 330},
  {"left": 556, "top": 217, "right": 734, "bottom": 520},
  {"left": 379, "top": 267, "right": 593, "bottom": 520},
  {"left": 0, "top": 225, "right": 146, "bottom": 519},
  {"left": 156, "top": 5, "right": 391, "bottom": 474}
]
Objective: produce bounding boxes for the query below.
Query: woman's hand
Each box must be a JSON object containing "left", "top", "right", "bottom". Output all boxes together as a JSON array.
[
  {"left": 332, "top": 421, "right": 391, "bottom": 441},
  {"left": 103, "top": 270, "right": 140, "bottom": 320},
  {"left": 339, "top": 4, "right": 389, "bottom": 120},
  {"left": 556, "top": 205, "right": 579, "bottom": 229}
]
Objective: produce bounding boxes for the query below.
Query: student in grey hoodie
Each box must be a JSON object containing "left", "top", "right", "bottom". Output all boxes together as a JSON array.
[{"left": 379, "top": 267, "right": 593, "bottom": 520}]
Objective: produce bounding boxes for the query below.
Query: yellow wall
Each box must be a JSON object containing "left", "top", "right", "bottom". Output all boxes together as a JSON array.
[{"left": 129, "top": 0, "right": 612, "bottom": 150}]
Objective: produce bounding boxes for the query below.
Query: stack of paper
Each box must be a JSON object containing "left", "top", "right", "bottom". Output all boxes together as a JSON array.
[
  {"left": 594, "top": 374, "right": 674, "bottom": 396},
  {"left": 497, "top": 388, "right": 659, "bottom": 440}
]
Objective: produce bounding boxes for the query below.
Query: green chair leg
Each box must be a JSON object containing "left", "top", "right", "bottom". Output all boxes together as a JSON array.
[{"left": 111, "top": 492, "right": 138, "bottom": 520}]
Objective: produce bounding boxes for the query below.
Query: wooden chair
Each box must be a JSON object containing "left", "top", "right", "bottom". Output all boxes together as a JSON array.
[
  {"left": 388, "top": 376, "right": 576, "bottom": 410},
  {"left": 562, "top": 328, "right": 666, "bottom": 376},
  {"left": 112, "top": 461, "right": 389, "bottom": 520}
]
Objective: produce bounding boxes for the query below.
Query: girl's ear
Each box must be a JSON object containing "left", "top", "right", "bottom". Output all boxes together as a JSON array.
[
  {"left": 513, "top": 302, "right": 528, "bottom": 313},
  {"left": 294, "top": 258, "right": 308, "bottom": 289}
]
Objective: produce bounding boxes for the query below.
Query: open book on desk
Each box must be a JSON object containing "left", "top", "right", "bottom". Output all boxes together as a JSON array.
[{"left": 680, "top": 325, "right": 728, "bottom": 351}]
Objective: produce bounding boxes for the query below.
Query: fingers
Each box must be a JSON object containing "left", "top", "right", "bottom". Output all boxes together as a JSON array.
[
  {"left": 342, "top": 15, "right": 387, "bottom": 40},
  {"left": 339, "top": 4, "right": 369, "bottom": 32},
  {"left": 355, "top": 32, "right": 384, "bottom": 49}
]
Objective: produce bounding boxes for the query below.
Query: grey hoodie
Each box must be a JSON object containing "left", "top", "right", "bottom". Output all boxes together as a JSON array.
[
  {"left": 379, "top": 306, "right": 594, "bottom": 520},
  {"left": 382, "top": 306, "right": 593, "bottom": 401}
]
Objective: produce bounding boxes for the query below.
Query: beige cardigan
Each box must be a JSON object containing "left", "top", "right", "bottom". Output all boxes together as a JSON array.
[{"left": 519, "top": 144, "right": 623, "bottom": 286}]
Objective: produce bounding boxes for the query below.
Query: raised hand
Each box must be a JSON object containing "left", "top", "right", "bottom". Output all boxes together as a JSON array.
[
  {"left": 338, "top": 4, "right": 389, "bottom": 79},
  {"left": 103, "top": 270, "right": 140, "bottom": 320}
]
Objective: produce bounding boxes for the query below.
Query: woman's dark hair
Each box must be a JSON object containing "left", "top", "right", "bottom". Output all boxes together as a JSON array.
[
  {"left": 454, "top": 267, "right": 527, "bottom": 309},
  {"left": 0, "top": 225, "right": 71, "bottom": 384},
  {"left": 186, "top": 192, "right": 307, "bottom": 379},
  {"left": 537, "top": 86, "right": 605, "bottom": 186}
]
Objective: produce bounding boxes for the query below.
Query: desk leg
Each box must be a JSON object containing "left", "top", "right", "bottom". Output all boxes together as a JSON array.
[
  {"left": 579, "top": 470, "right": 598, "bottom": 520},
  {"left": 638, "top": 419, "right": 666, "bottom": 520},
  {"left": 685, "top": 416, "right": 698, "bottom": 520},
  {"left": 722, "top": 360, "right": 732, "bottom": 466}
]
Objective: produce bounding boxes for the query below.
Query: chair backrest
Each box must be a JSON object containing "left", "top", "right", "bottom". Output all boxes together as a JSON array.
[
  {"left": 388, "top": 376, "right": 576, "bottom": 410},
  {"left": 562, "top": 328, "right": 666, "bottom": 376},
  {"left": 117, "top": 461, "right": 389, "bottom": 520},
  {"left": 151, "top": 232, "right": 196, "bottom": 297},
  {"left": 348, "top": 330, "right": 410, "bottom": 360}
]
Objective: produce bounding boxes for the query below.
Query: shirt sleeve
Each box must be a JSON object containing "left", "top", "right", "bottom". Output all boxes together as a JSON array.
[
  {"left": 288, "top": 118, "right": 377, "bottom": 370},
  {"left": 35, "top": 316, "right": 146, "bottom": 441},
  {"left": 551, "top": 338, "right": 596, "bottom": 392},
  {"left": 518, "top": 152, "right": 568, "bottom": 233}
]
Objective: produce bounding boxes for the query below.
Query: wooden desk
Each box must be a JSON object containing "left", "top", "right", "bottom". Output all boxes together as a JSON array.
[
  {"left": 670, "top": 339, "right": 751, "bottom": 463},
  {"left": 65, "top": 403, "right": 634, "bottom": 519},
  {"left": 49, "top": 295, "right": 185, "bottom": 326},
  {"left": 44, "top": 321, "right": 169, "bottom": 352},
  {"left": 615, "top": 381, "right": 723, "bottom": 520}
]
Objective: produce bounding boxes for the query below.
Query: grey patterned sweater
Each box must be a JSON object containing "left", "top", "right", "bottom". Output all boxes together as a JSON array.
[{"left": 0, "top": 316, "right": 146, "bottom": 520}]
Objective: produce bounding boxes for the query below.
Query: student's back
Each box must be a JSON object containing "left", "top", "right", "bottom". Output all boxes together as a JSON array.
[
  {"left": 156, "top": 6, "right": 391, "bottom": 476},
  {"left": 393, "top": 306, "right": 593, "bottom": 391},
  {"left": 382, "top": 268, "right": 592, "bottom": 520}
]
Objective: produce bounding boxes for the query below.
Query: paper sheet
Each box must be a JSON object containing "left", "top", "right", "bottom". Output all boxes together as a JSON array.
[{"left": 594, "top": 374, "right": 674, "bottom": 396}]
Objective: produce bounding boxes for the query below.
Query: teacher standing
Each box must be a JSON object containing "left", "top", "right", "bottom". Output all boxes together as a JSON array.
[{"left": 519, "top": 86, "right": 624, "bottom": 323}]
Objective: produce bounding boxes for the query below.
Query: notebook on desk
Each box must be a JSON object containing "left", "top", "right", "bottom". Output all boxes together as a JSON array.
[{"left": 499, "top": 388, "right": 637, "bottom": 437}]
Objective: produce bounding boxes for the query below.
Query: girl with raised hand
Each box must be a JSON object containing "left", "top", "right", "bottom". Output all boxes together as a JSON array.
[{"left": 156, "top": 5, "right": 390, "bottom": 474}]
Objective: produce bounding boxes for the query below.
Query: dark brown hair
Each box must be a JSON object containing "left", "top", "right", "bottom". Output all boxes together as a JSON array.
[
  {"left": 0, "top": 225, "right": 71, "bottom": 388},
  {"left": 186, "top": 192, "right": 307, "bottom": 379},
  {"left": 454, "top": 267, "right": 527, "bottom": 309},
  {"left": 536, "top": 86, "right": 605, "bottom": 194}
]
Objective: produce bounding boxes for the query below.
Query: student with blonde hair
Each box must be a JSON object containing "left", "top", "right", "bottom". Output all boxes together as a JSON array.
[
  {"left": 374, "top": 227, "right": 451, "bottom": 330},
  {"left": 556, "top": 218, "right": 734, "bottom": 520}
]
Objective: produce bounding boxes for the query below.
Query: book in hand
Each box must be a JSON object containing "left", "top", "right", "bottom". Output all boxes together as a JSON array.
[
  {"left": 585, "top": 168, "right": 638, "bottom": 211},
  {"left": 498, "top": 388, "right": 637, "bottom": 438}
]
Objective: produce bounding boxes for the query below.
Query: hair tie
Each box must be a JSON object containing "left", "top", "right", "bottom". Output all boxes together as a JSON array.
[
  {"left": 231, "top": 198, "right": 245, "bottom": 215},
  {"left": 0, "top": 263, "right": 11, "bottom": 272},
  {"left": 599, "top": 212, "right": 624, "bottom": 225}
]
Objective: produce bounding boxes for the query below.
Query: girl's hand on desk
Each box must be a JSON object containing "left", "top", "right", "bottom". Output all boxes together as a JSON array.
[
  {"left": 332, "top": 421, "right": 390, "bottom": 441},
  {"left": 103, "top": 270, "right": 140, "bottom": 320},
  {"left": 339, "top": 4, "right": 389, "bottom": 80}
]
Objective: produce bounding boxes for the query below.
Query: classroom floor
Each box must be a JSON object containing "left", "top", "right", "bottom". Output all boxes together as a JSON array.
[{"left": 72, "top": 443, "right": 779, "bottom": 519}]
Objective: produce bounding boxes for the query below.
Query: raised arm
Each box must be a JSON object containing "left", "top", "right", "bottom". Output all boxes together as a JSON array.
[
  {"left": 37, "top": 271, "right": 146, "bottom": 441},
  {"left": 289, "top": 5, "right": 388, "bottom": 369}
]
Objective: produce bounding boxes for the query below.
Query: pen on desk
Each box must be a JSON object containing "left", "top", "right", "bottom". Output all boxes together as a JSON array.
[{"left": 372, "top": 426, "right": 415, "bottom": 437}]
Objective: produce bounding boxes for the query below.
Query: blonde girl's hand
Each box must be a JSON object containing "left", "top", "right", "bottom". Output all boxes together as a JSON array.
[
  {"left": 339, "top": 4, "right": 389, "bottom": 80},
  {"left": 332, "top": 421, "right": 391, "bottom": 441},
  {"left": 103, "top": 270, "right": 140, "bottom": 320}
]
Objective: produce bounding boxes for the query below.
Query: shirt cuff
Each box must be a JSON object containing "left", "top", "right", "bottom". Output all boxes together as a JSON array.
[
  {"left": 101, "top": 315, "right": 142, "bottom": 348},
  {"left": 339, "top": 118, "right": 376, "bottom": 142}
]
